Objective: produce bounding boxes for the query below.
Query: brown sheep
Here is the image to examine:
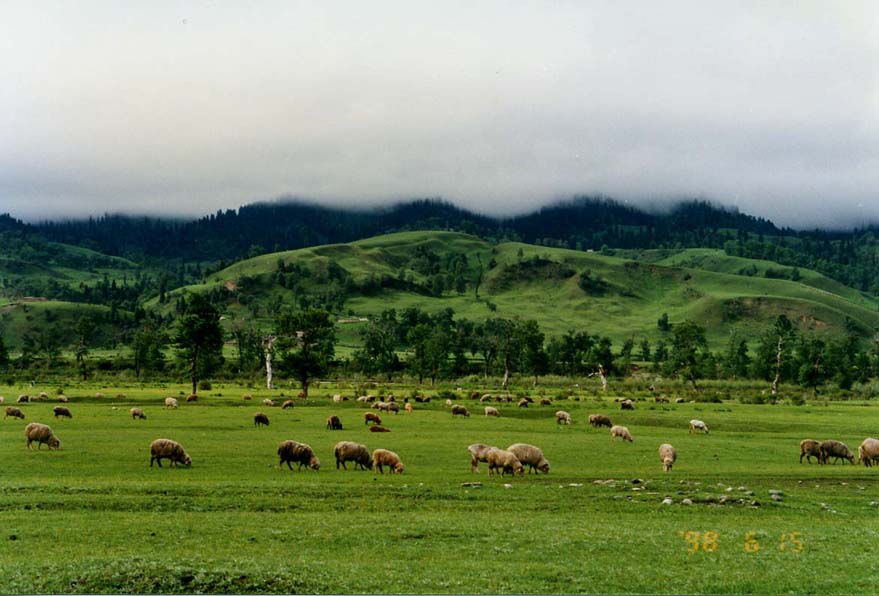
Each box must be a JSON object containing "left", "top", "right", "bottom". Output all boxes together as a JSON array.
[
  {"left": 480, "top": 394, "right": 493, "bottom": 403},
  {"left": 369, "top": 425, "right": 391, "bottom": 433},
  {"left": 799, "top": 439, "right": 822, "bottom": 464},
  {"left": 254, "top": 412, "right": 270, "bottom": 427},
  {"left": 588, "top": 414, "right": 612, "bottom": 428},
  {"left": 517, "top": 398, "right": 529, "bottom": 408},
  {"left": 277, "top": 440, "right": 320, "bottom": 471},
  {"left": 364, "top": 412, "right": 382, "bottom": 426},
  {"left": 186, "top": 394, "right": 198, "bottom": 403},
  {"left": 404, "top": 403, "right": 413, "bottom": 413},
  {"left": 53, "top": 406, "right": 72, "bottom": 419},
  {"left": 487, "top": 448, "right": 524, "bottom": 477},
  {"left": 658, "top": 443, "right": 677, "bottom": 472},
  {"left": 507, "top": 443, "right": 550, "bottom": 474},
  {"left": 25, "top": 422, "right": 60, "bottom": 450},
  {"left": 387, "top": 402, "right": 400, "bottom": 414},
  {"left": 539, "top": 398, "right": 552, "bottom": 406},
  {"left": 281, "top": 400, "right": 295, "bottom": 410},
  {"left": 610, "top": 425, "right": 634, "bottom": 442},
  {"left": 373, "top": 448, "right": 405, "bottom": 474},
  {"left": 326, "top": 415, "right": 343, "bottom": 430},
  {"left": 555, "top": 411, "right": 572, "bottom": 425},
  {"left": 242, "top": 393, "right": 253, "bottom": 401},
  {"left": 414, "top": 396, "right": 430, "bottom": 403},
  {"left": 620, "top": 399, "right": 634, "bottom": 410},
  {"left": 17, "top": 395, "right": 29, "bottom": 404},
  {"left": 467, "top": 443, "right": 497, "bottom": 473},
  {"left": 130, "top": 407, "right": 147, "bottom": 420},
  {"left": 149, "top": 438, "right": 191, "bottom": 467},
  {"left": 858, "top": 438, "right": 879, "bottom": 467},
  {"left": 484, "top": 406, "right": 500, "bottom": 418},
  {"left": 451, "top": 405, "right": 470, "bottom": 418},
  {"left": 5, "top": 406, "right": 25, "bottom": 420},
  {"left": 821, "top": 440, "right": 855, "bottom": 464},
  {"left": 334, "top": 441, "right": 373, "bottom": 470}
]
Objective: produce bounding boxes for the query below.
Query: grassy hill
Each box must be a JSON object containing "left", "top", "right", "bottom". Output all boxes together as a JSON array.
[{"left": 162, "top": 231, "right": 879, "bottom": 349}]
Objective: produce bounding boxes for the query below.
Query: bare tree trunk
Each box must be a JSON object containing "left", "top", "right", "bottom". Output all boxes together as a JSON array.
[
  {"left": 264, "top": 335, "right": 276, "bottom": 390},
  {"left": 771, "top": 337, "right": 783, "bottom": 396},
  {"left": 598, "top": 364, "right": 608, "bottom": 392},
  {"left": 502, "top": 357, "right": 510, "bottom": 389}
]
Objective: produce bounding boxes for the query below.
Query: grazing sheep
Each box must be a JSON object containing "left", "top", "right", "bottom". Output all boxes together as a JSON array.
[
  {"left": 369, "top": 425, "right": 391, "bottom": 433},
  {"left": 799, "top": 439, "right": 823, "bottom": 464},
  {"left": 186, "top": 394, "right": 198, "bottom": 403},
  {"left": 242, "top": 393, "right": 253, "bottom": 401},
  {"left": 333, "top": 394, "right": 343, "bottom": 403},
  {"left": 820, "top": 440, "right": 855, "bottom": 464},
  {"left": 57, "top": 395, "right": 68, "bottom": 403},
  {"left": 115, "top": 393, "right": 126, "bottom": 399},
  {"left": 414, "top": 396, "right": 431, "bottom": 403},
  {"left": 588, "top": 414, "right": 612, "bottom": 428},
  {"left": 675, "top": 398, "right": 686, "bottom": 403},
  {"left": 620, "top": 399, "right": 634, "bottom": 410},
  {"left": 654, "top": 396, "right": 670, "bottom": 403},
  {"left": 539, "top": 398, "right": 552, "bottom": 406},
  {"left": 517, "top": 398, "right": 529, "bottom": 408},
  {"left": 467, "top": 443, "right": 497, "bottom": 473},
  {"left": 149, "top": 438, "right": 191, "bottom": 467},
  {"left": 688, "top": 420, "right": 709, "bottom": 434},
  {"left": 25, "top": 422, "right": 60, "bottom": 450},
  {"left": 507, "top": 443, "right": 550, "bottom": 474},
  {"left": 487, "top": 448, "right": 524, "bottom": 477},
  {"left": 254, "top": 412, "right": 270, "bottom": 427},
  {"left": 17, "top": 395, "right": 29, "bottom": 404},
  {"left": 373, "top": 448, "right": 405, "bottom": 474},
  {"left": 658, "top": 443, "right": 677, "bottom": 472},
  {"left": 356, "top": 395, "right": 370, "bottom": 404},
  {"left": 480, "top": 394, "right": 492, "bottom": 403},
  {"left": 364, "top": 412, "right": 382, "bottom": 426},
  {"left": 334, "top": 441, "right": 373, "bottom": 470},
  {"left": 388, "top": 402, "right": 400, "bottom": 414},
  {"left": 5, "top": 406, "right": 25, "bottom": 420},
  {"left": 52, "top": 406, "right": 72, "bottom": 419},
  {"left": 484, "top": 406, "right": 500, "bottom": 418},
  {"left": 39, "top": 391, "right": 49, "bottom": 400},
  {"left": 326, "top": 415, "right": 343, "bottom": 430},
  {"left": 610, "top": 425, "right": 634, "bottom": 442},
  {"left": 404, "top": 403, "right": 413, "bottom": 413},
  {"left": 130, "top": 407, "right": 147, "bottom": 420},
  {"left": 451, "top": 405, "right": 470, "bottom": 418},
  {"left": 445, "top": 399, "right": 453, "bottom": 407},
  {"left": 555, "top": 411, "right": 572, "bottom": 425},
  {"left": 281, "top": 400, "right": 295, "bottom": 410},
  {"left": 376, "top": 402, "right": 391, "bottom": 413},
  {"left": 277, "top": 440, "right": 320, "bottom": 471},
  {"left": 164, "top": 397, "right": 178, "bottom": 409},
  {"left": 263, "top": 399, "right": 275, "bottom": 407},
  {"left": 371, "top": 402, "right": 384, "bottom": 410},
  {"left": 858, "top": 438, "right": 879, "bottom": 467}
]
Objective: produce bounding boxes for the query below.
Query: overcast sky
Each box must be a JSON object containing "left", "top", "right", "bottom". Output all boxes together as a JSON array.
[{"left": 1, "top": 1, "right": 877, "bottom": 228}]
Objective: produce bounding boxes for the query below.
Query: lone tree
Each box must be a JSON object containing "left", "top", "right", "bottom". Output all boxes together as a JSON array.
[
  {"left": 276, "top": 309, "right": 336, "bottom": 397},
  {"left": 669, "top": 320, "right": 708, "bottom": 389},
  {"left": 174, "top": 294, "right": 224, "bottom": 395},
  {"left": 770, "top": 314, "right": 797, "bottom": 396}
]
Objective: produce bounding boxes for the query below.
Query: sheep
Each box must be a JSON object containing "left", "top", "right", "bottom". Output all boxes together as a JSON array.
[
  {"left": 356, "top": 395, "right": 371, "bottom": 404},
  {"left": 263, "top": 399, "right": 275, "bottom": 407},
  {"left": 588, "top": 414, "right": 612, "bottom": 428},
  {"left": 39, "top": 391, "right": 49, "bottom": 400},
  {"left": 5, "top": 406, "right": 25, "bottom": 420},
  {"left": 404, "top": 403, "right": 413, "bottom": 413},
  {"left": 372, "top": 448, "right": 405, "bottom": 474},
  {"left": 130, "top": 407, "right": 147, "bottom": 420},
  {"left": 799, "top": 439, "right": 822, "bottom": 464},
  {"left": 620, "top": 399, "right": 634, "bottom": 410},
  {"left": 414, "top": 396, "right": 430, "bottom": 403},
  {"left": 25, "top": 422, "right": 60, "bottom": 450},
  {"left": 484, "top": 406, "right": 500, "bottom": 418},
  {"left": 387, "top": 402, "right": 400, "bottom": 414},
  {"left": 555, "top": 411, "right": 572, "bottom": 425},
  {"left": 326, "top": 415, "right": 343, "bottom": 430},
  {"left": 688, "top": 419, "right": 709, "bottom": 434},
  {"left": 281, "top": 400, "right": 295, "bottom": 410},
  {"left": 658, "top": 443, "right": 677, "bottom": 472},
  {"left": 333, "top": 394, "right": 343, "bottom": 403},
  {"left": 95, "top": 392, "right": 104, "bottom": 399},
  {"left": 364, "top": 412, "right": 382, "bottom": 426},
  {"left": 252, "top": 412, "right": 270, "bottom": 427},
  {"left": 371, "top": 401, "right": 384, "bottom": 410},
  {"left": 57, "top": 395, "right": 68, "bottom": 403},
  {"left": 487, "top": 448, "right": 524, "bottom": 477},
  {"left": 52, "top": 406, "right": 72, "bottom": 419},
  {"left": 277, "top": 440, "right": 320, "bottom": 471},
  {"left": 451, "top": 405, "right": 470, "bottom": 418},
  {"left": 186, "top": 394, "right": 198, "bottom": 403},
  {"left": 480, "top": 394, "right": 492, "bottom": 403},
  {"left": 539, "top": 398, "right": 553, "bottom": 406},
  {"left": 507, "top": 443, "right": 550, "bottom": 474},
  {"left": 334, "top": 441, "right": 373, "bottom": 470},
  {"left": 675, "top": 397, "right": 686, "bottom": 403},
  {"left": 17, "top": 395, "right": 29, "bottom": 404},
  {"left": 242, "top": 394, "right": 253, "bottom": 401},
  {"left": 517, "top": 398, "right": 529, "bottom": 408},
  {"left": 149, "top": 438, "right": 192, "bottom": 467},
  {"left": 376, "top": 402, "right": 391, "bottom": 413},
  {"left": 445, "top": 399, "right": 453, "bottom": 407},
  {"left": 467, "top": 443, "right": 497, "bottom": 473},
  {"left": 369, "top": 425, "right": 391, "bottom": 433},
  {"left": 164, "top": 397, "right": 178, "bottom": 409},
  {"left": 820, "top": 440, "right": 855, "bottom": 464},
  {"left": 610, "top": 425, "right": 634, "bottom": 442},
  {"left": 858, "top": 438, "right": 879, "bottom": 467}
]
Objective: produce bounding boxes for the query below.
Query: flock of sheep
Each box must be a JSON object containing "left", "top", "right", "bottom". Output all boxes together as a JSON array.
[{"left": 5, "top": 389, "right": 879, "bottom": 475}]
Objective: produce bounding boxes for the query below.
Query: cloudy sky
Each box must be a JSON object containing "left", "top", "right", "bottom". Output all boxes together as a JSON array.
[{"left": 1, "top": 1, "right": 877, "bottom": 228}]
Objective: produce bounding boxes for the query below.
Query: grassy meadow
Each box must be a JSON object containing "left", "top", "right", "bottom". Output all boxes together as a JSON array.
[{"left": 1, "top": 382, "right": 879, "bottom": 593}]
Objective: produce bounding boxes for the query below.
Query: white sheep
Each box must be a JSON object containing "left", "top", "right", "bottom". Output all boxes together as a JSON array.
[
  {"left": 164, "top": 397, "right": 178, "bottom": 409},
  {"left": 507, "top": 443, "right": 550, "bottom": 474},
  {"left": 555, "top": 411, "right": 572, "bottom": 425},
  {"left": 467, "top": 443, "right": 497, "bottom": 473},
  {"left": 658, "top": 443, "right": 677, "bottom": 472},
  {"left": 486, "top": 448, "right": 524, "bottom": 477},
  {"left": 484, "top": 406, "right": 500, "bottom": 417},
  {"left": 858, "top": 438, "right": 879, "bottom": 467},
  {"left": 610, "top": 425, "right": 633, "bottom": 442},
  {"left": 688, "top": 419, "right": 709, "bottom": 434}
]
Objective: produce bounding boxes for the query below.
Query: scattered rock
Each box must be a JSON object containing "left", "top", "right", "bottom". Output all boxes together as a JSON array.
[
  {"left": 737, "top": 486, "right": 748, "bottom": 492},
  {"left": 768, "top": 489, "right": 784, "bottom": 496},
  {"left": 461, "top": 482, "right": 482, "bottom": 488},
  {"left": 745, "top": 490, "right": 755, "bottom": 496},
  {"left": 661, "top": 498, "right": 674, "bottom": 505},
  {"left": 725, "top": 487, "right": 734, "bottom": 492},
  {"left": 771, "top": 494, "right": 783, "bottom": 502},
  {"left": 631, "top": 478, "right": 643, "bottom": 485},
  {"left": 503, "top": 483, "right": 513, "bottom": 489},
  {"left": 681, "top": 498, "right": 693, "bottom": 506},
  {"left": 719, "top": 496, "right": 729, "bottom": 505},
  {"left": 568, "top": 483, "right": 583, "bottom": 487},
  {"left": 750, "top": 500, "right": 761, "bottom": 507},
  {"left": 869, "top": 501, "right": 878, "bottom": 507}
]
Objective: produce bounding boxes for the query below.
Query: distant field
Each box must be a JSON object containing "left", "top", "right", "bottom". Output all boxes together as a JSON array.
[{"left": 1, "top": 381, "right": 878, "bottom": 593}]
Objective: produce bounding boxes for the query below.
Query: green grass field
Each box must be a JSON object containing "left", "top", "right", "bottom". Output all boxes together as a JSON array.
[{"left": 2, "top": 382, "right": 878, "bottom": 594}]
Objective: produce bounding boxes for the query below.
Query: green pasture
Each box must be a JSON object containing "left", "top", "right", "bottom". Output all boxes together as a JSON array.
[{"left": 1, "top": 382, "right": 879, "bottom": 593}]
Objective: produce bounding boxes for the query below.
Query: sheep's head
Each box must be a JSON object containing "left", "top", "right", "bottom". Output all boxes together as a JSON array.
[
  {"left": 513, "top": 461, "right": 524, "bottom": 476},
  {"left": 538, "top": 460, "right": 550, "bottom": 474},
  {"left": 394, "top": 462, "right": 405, "bottom": 474},
  {"left": 366, "top": 458, "right": 374, "bottom": 470},
  {"left": 48, "top": 436, "right": 61, "bottom": 450},
  {"left": 309, "top": 457, "right": 321, "bottom": 471},
  {"left": 181, "top": 453, "right": 193, "bottom": 466}
]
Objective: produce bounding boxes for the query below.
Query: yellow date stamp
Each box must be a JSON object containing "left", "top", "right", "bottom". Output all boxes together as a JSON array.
[{"left": 678, "top": 531, "right": 803, "bottom": 554}]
